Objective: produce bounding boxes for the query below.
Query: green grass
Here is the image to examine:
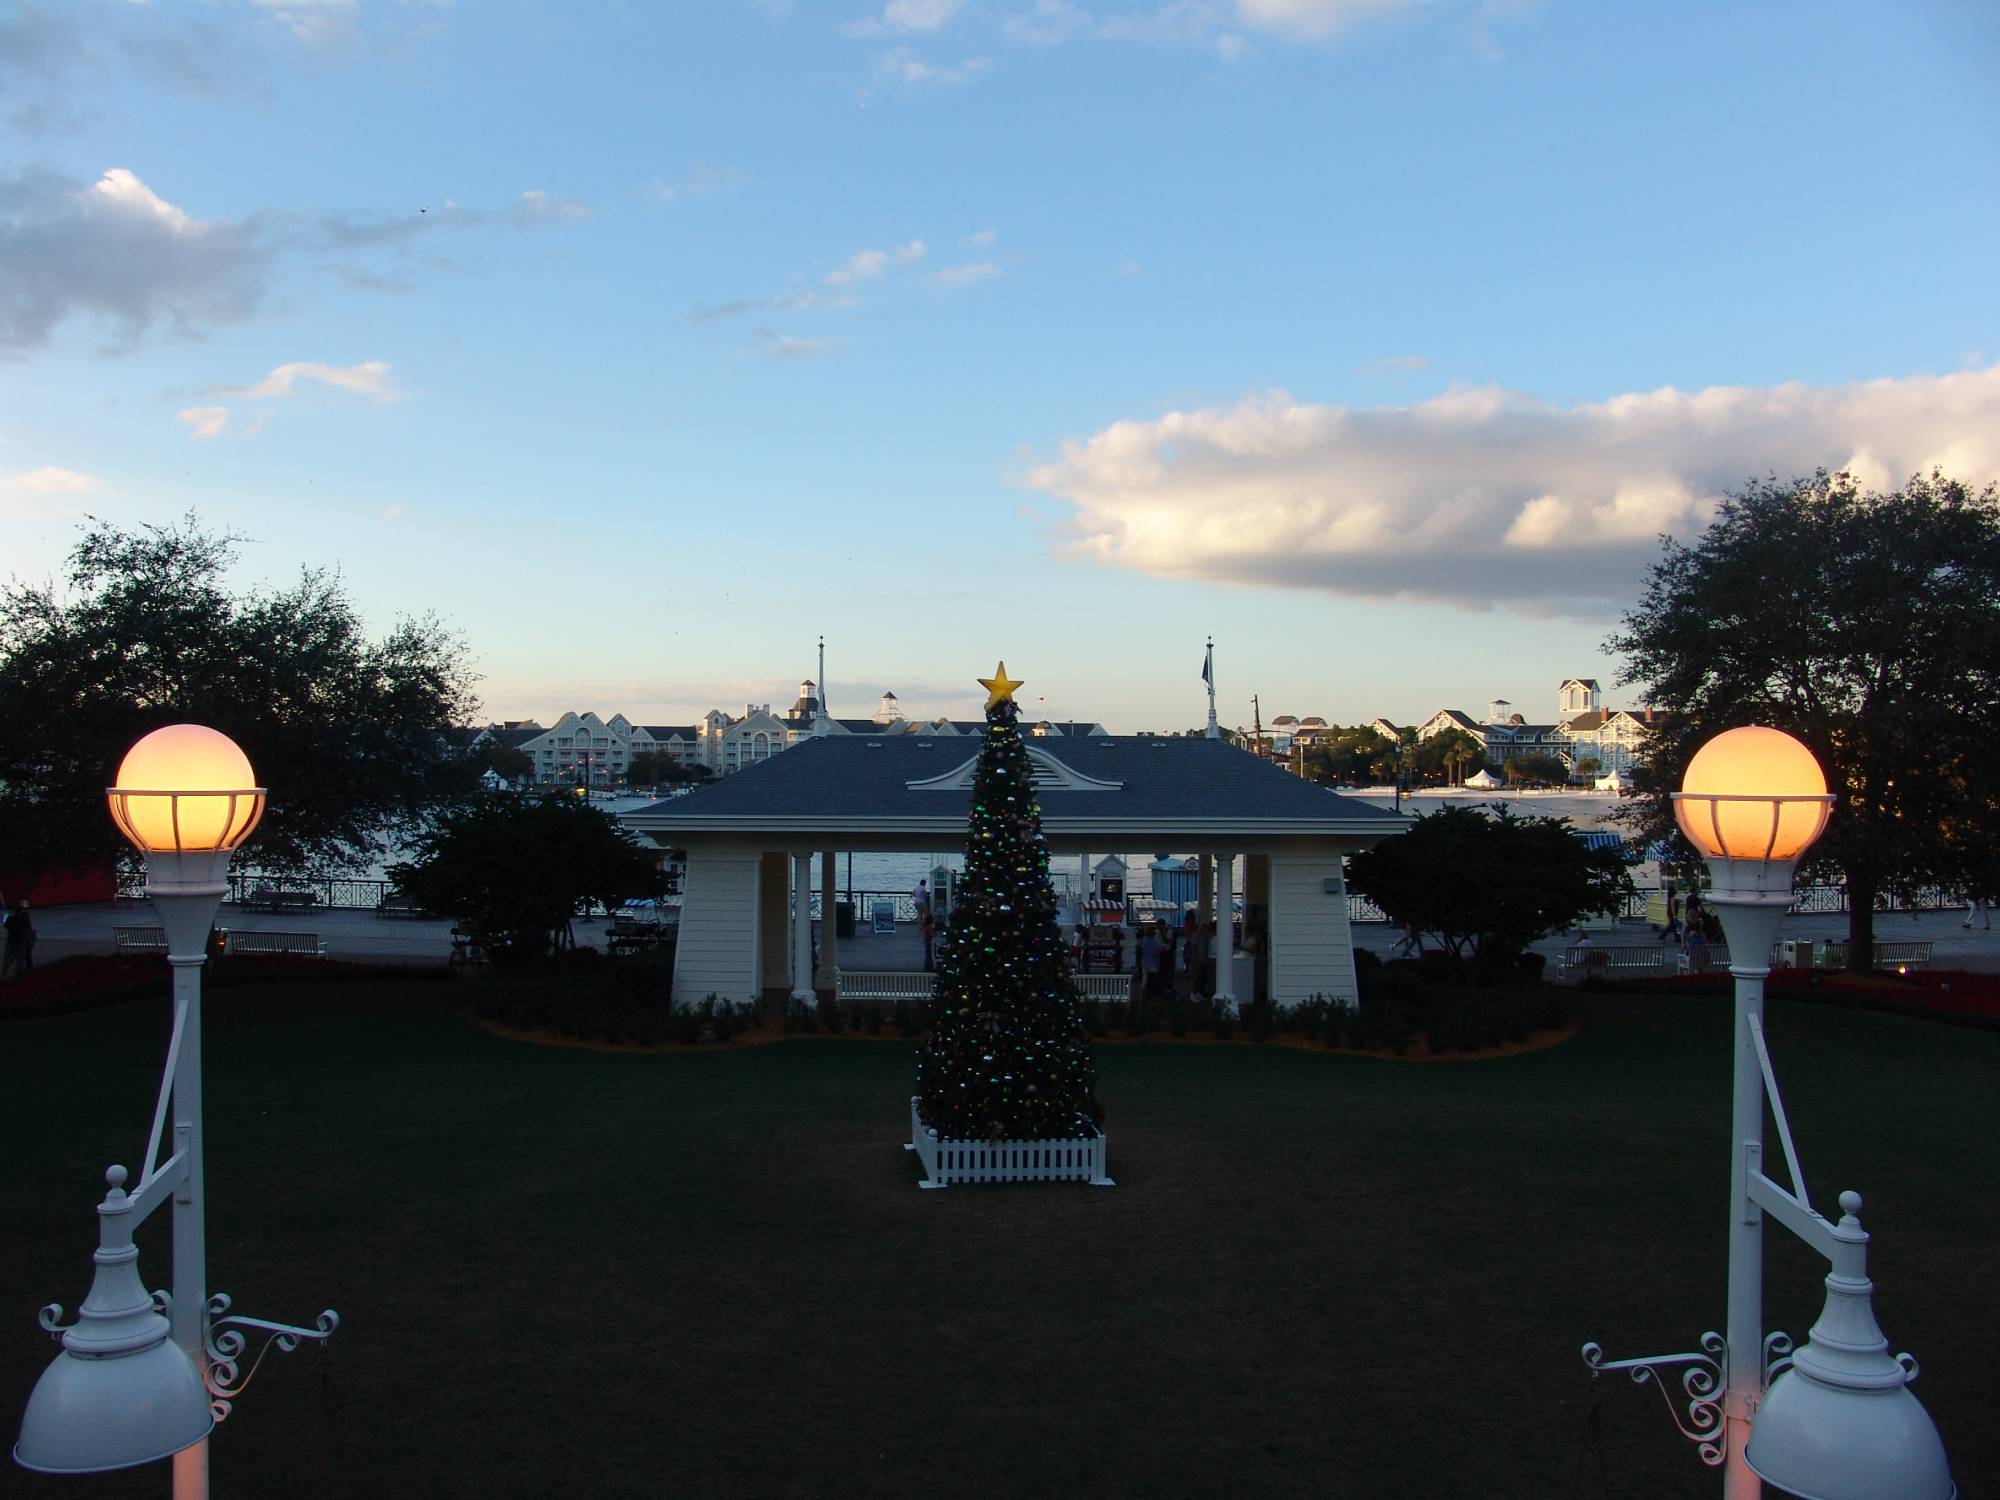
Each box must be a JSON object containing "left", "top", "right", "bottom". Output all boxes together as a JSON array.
[{"left": 2, "top": 983, "right": 1994, "bottom": 1499}]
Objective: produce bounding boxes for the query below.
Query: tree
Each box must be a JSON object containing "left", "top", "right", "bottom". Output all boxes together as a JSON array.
[
  {"left": 1301, "top": 725, "right": 1399, "bottom": 786},
  {"left": 1610, "top": 470, "right": 2000, "bottom": 970},
  {"left": 388, "top": 793, "right": 667, "bottom": 959},
  {"left": 915, "top": 671, "right": 1101, "bottom": 1142},
  {"left": 483, "top": 744, "right": 534, "bottom": 784},
  {"left": 1347, "top": 805, "right": 1634, "bottom": 964},
  {"left": 1417, "top": 727, "right": 1486, "bottom": 785},
  {"left": 1501, "top": 750, "right": 1568, "bottom": 785},
  {"left": 1574, "top": 756, "right": 1602, "bottom": 781},
  {"left": 0, "top": 515, "right": 478, "bottom": 876}
]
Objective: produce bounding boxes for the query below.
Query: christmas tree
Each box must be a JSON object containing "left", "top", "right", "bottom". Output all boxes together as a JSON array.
[{"left": 915, "top": 663, "right": 1102, "bottom": 1142}]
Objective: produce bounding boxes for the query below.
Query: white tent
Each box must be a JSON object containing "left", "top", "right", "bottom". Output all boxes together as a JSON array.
[
  {"left": 1464, "top": 767, "right": 1502, "bottom": 789},
  {"left": 1594, "top": 768, "right": 1629, "bottom": 792}
]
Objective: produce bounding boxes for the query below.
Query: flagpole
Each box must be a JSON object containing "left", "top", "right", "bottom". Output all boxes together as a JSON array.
[{"left": 1204, "top": 638, "right": 1219, "bottom": 740}]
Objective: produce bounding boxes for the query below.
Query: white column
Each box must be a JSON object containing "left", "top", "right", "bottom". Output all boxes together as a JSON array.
[
  {"left": 169, "top": 955, "right": 209, "bottom": 1500},
  {"left": 1213, "top": 853, "right": 1236, "bottom": 1003},
  {"left": 791, "top": 852, "right": 815, "bottom": 1002}
]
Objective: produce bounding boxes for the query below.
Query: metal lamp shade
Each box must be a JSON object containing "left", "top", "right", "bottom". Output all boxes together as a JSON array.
[
  {"left": 107, "top": 724, "right": 265, "bottom": 855},
  {"left": 15, "top": 1338, "right": 213, "bottom": 1475},
  {"left": 1745, "top": 1367, "right": 1954, "bottom": 1500}
]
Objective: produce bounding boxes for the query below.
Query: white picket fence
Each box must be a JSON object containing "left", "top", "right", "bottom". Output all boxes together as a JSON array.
[
  {"left": 836, "top": 971, "right": 1133, "bottom": 1002},
  {"left": 906, "top": 1096, "right": 1114, "bottom": 1189}
]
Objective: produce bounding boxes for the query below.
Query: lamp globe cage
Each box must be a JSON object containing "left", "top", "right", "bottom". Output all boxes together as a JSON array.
[
  {"left": 1673, "top": 726, "right": 1832, "bottom": 900},
  {"left": 107, "top": 724, "right": 265, "bottom": 857}
]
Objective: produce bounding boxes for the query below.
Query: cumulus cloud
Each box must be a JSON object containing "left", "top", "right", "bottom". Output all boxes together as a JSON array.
[
  {"left": 964, "top": 227, "right": 998, "bottom": 246},
  {"left": 934, "top": 260, "right": 998, "bottom": 286},
  {"left": 515, "top": 189, "right": 589, "bottom": 223},
  {"left": 1234, "top": 0, "right": 1429, "bottom": 41},
  {"left": 251, "top": 0, "right": 359, "bottom": 46},
  {"left": 1003, "top": 1, "right": 1089, "bottom": 45},
  {"left": 873, "top": 46, "right": 991, "bottom": 84},
  {"left": 177, "top": 406, "right": 230, "bottom": 440},
  {"left": 847, "top": 0, "right": 965, "bottom": 36},
  {"left": 213, "top": 359, "right": 400, "bottom": 401},
  {"left": 4, "top": 464, "right": 101, "bottom": 492},
  {"left": 0, "top": 167, "right": 271, "bottom": 356},
  {"left": 1024, "top": 367, "right": 2000, "bottom": 616},
  {"left": 826, "top": 239, "right": 926, "bottom": 285}
]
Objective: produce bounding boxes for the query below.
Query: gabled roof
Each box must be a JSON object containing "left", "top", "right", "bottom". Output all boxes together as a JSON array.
[
  {"left": 478, "top": 725, "right": 545, "bottom": 749},
  {"left": 638, "top": 725, "right": 698, "bottom": 740},
  {"left": 620, "top": 735, "right": 1407, "bottom": 840}
]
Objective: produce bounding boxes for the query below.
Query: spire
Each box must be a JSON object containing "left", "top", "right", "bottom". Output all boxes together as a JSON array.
[
  {"left": 1203, "top": 637, "right": 1219, "bottom": 739},
  {"left": 814, "top": 635, "right": 830, "bottom": 736}
]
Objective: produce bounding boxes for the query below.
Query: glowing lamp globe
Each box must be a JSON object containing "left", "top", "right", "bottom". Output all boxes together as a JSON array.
[
  {"left": 1674, "top": 726, "right": 1831, "bottom": 864},
  {"left": 107, "top": 725, "right": 265, "bottom": 855}
]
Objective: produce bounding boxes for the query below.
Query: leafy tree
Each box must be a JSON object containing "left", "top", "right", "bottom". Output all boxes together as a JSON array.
[
  {"left": 1415, "top": 726, "right": 1486, "bottom": 785},
  {"left": 389, "top": 793, "right": 667, "bottom": 959},
  {"left": 1574, "top": 756, "right": 1602, "bottom": 781},
  {"left": 915, "top": 676, "right": 1101, "bottom": 1141},
  {"left": 483, "top": 744, "right": 534, "bottom": 783},
  {"left": 1610, "top": 470, "right": 2000, "bottom": 969},
  {"left": 1501, "top": 750, "right": 1568, "bottom": 784},
  {"left": 1302, "top": 725, "right": 1399, "bottom": 785},
  {"left": 1346, "top": 804, "right": 1634, "bottom": 964},
  {"left": 0, "top": 515, "right": 478, "bottom": 877}
]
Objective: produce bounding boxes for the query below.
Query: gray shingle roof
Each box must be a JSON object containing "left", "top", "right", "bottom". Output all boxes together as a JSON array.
[{"left": 621, "top": 734, "right": 1405, "bottom": 831}]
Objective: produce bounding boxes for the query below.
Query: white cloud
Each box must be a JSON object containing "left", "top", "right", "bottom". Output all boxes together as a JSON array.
[
  {"left": 873, "top": 47, "right": 991, "bottom": 84},
  {"left": 251, "top": 0, "right": 358, "bottom": 45},
  {"left": 1372, "top": 354, "right": 1429, "bottom": 370},
  {"left": 964, "top": 227, "right": 997, "bottom": 246},
  {"left": 1234, "top": 0, "right": 1429, "bottom": 41},
  {"left": 1003, "top": 1, "right": 1088, "bottom": 44},
  {"left": 515, "top": 189, "right": 589, "bottom": 222},
  {"left": 1024, "top": 366, "right": 2000, "bottom": 616},
  {"left": 826, "top": 239, "right": 926, "bottom": 286},
  {"left": 847, "top": 0, "right": 965, "bottom": 36},
  {"left": 753, "top": 327, "right": 831, "bottom": 360},
  {"left": 934, "top": 261, "right": 997, "bottom": 286},
  {"left": 222, "top": 359, "right": 400, "bottom": 401},
  {"left": 177, "top": 406, "right": 230, "bottom": 439},
  {"left": 648, "top": 161, "right": 745, "bottom": 203},
  {"left": 4, "top": 464, "right": 101, "bottom": 492},
  {"left": 0, "top": 166, "right": 270, "bottom": 356}
]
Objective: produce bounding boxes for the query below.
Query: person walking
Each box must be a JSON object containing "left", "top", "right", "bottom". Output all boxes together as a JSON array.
[
  {"left": 1658, "top": 881, "right": 1683, "bottom": 945},
  {"left": 1964, "top": 892, "right": 1991, "bottom": 930},
  {"left": 3, "top": 899, "right": 34, "bottom": 979},
  {"left": 1137, "top": 924, "right": 1163, "bottom": 1001}
]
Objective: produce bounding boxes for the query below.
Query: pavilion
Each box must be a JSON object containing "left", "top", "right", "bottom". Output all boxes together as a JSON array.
[{"left": 620, "top": 733, "right": 1407, "bottom": 1007}]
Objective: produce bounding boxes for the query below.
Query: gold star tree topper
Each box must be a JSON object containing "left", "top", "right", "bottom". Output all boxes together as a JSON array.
[{"left": 978, "top": 661, "right": 1024, "bottom": 711}]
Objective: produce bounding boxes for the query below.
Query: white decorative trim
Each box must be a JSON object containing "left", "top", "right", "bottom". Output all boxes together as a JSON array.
[
  {"left": 906, "top": 1097, "right": 1114, "bottom": 1189},
  {"left": 905, "top": 746, "right": 1122, "bottom": 794}
]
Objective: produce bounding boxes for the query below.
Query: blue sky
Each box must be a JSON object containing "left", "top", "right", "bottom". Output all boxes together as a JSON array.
[{"left": 4, "top": 0, "right": 1997, "bottom": 733}]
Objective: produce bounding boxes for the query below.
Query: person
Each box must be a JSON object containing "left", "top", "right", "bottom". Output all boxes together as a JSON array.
[
  {"left": 1068, "top": 924, "right": 1085, "bottom": 969},
  {"left": 920, "top": 902, "right": 936, "bottom": 973},
  {"left": 1659, "top": 881, "right": 1682, "bottom": 945},
  {"left": 1187, "top": 918, "right": 1210, "bottom": 993},
  {"left": 1965, "top": 892, "right": 1991, "bottom": 931},
  {"left": 1393, "top": 919, "right": 1421, "bottom": 958},
  {"left": 4, "top": 899, "right": 34, "bottom": 979},
  {"left": 911, "top": 879, "right": 929, "bottom": 921},
  {"left": 1137, "top": 925, "right": 1162, "bottom": 1000},
  {"left": 1683, "top": 890, "right": 1706, "bottom": 948}
]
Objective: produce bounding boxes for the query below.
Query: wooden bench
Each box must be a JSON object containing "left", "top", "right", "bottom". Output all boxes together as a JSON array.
[
  {"left": 222, "top": 929, "right": 324, "bottom": 958},
  {"left": 1558, "top": 944, "right": 1671, "bottom": 979},
  {"left": 836, "top": 970, "right": 935, "bottom": 1001},
  {"left": 239, "top": 889, "right": 321, "bottom": 916},
  {"left": 450, "top": 930, "right": 491, "bottom": 973},
  {"left": 114, "top": 926, "right": 169, "bottom": 954},
  {"left": 1676, "top": 944, "right": 1732, "bottom": 975},
  {"left": 375, "top": 893, "right": 431, "bottom": 919}
]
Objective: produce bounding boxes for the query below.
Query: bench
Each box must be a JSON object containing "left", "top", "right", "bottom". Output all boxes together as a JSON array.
[
  {"left": 114, "top": 926, "right": 169, "bottom": 954},
  {"left": 222, "top": 929, "right": 325, "bottom": 958},
  {"left": 836, "top": 970, "right": 935, "bottom": 1001},
  {"left": 1558, "top": 945, "right": 1672, "bottom": 979},
  {"left": 239, "top": 889, "right": 321, "bottom": 916},
  {"left": 1676, "top": 945, "right": 1732, "bottom": 975},
  {"left": 1815, "top": 941, "right": 1933, "bottom": 972},
  {"left": 450, "top": 930, "right": 491, "bottom": 973},
  {"left": 375, "top": 893, "right": 431, "bottom": 919}
]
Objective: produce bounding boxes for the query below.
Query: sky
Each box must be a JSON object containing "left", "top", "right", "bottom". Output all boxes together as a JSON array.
[{"left": 3, "top": 0, "right": 1998, "bottom": 734}]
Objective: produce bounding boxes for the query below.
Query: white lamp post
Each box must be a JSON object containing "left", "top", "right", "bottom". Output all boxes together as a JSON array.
[
  {"left": 1583, "top": 726, "right": 1952, "bottom": 1499},
  {"left": 15, "top": 725, "right": 337, "bottom": 1499}
]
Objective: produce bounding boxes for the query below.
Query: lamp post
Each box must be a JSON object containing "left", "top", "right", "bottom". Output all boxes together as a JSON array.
[
  {"left": 1582, "top": 726, "right": 1952, "bottom": 1499},
  {"left": 15, "top": 724, "right": 337, "bottom": 1498}
]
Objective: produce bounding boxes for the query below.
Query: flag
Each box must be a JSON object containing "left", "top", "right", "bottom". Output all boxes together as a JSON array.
[{"left": 1201, "top": 647, "right": 1212, "bottom": 686}]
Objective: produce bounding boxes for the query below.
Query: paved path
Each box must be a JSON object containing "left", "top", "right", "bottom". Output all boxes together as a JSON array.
[{"left": 14, "top": 899, "right": 1996, "bottom": 975}]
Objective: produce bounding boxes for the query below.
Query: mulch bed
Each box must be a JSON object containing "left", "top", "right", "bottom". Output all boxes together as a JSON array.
[{"left": 1589, "top": 965, "right": 2000, "bottom": 1027}]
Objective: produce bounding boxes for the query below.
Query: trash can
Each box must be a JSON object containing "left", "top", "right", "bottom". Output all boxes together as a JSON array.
[{"left": 835, "top": 900, "right": 855, "bottom": 939}]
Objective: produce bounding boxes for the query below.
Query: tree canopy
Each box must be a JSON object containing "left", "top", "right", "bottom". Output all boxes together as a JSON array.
[
  {"left": 1301, "top": 725, "right": 1400, "bottom": 785},
  {"left": 389, "top": 793, "right": 668, "bottom": 959},
  {"left": 1609, "top": 469, "right": 2000, "bottom": 966},
  {"left": 1346, "top": 805, "right": 1633, "bottom": 963},
  {"left": 0, "top": 515, "right": 479, "bottom": 876}
]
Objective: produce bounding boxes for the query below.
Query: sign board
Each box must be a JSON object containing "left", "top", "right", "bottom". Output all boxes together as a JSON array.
[{"left": 871, "top": 900, "right": 896, "bottom": 935}]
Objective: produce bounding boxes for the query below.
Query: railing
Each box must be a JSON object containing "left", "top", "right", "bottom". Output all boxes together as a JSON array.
[{"left": 225, "top": 872, "right": 682, "bottom": 915}]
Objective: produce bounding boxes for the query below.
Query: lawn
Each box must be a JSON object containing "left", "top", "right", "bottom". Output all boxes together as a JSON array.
[{"left": 2, "top": 980, "right": 1994, "bottom": 1499}]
